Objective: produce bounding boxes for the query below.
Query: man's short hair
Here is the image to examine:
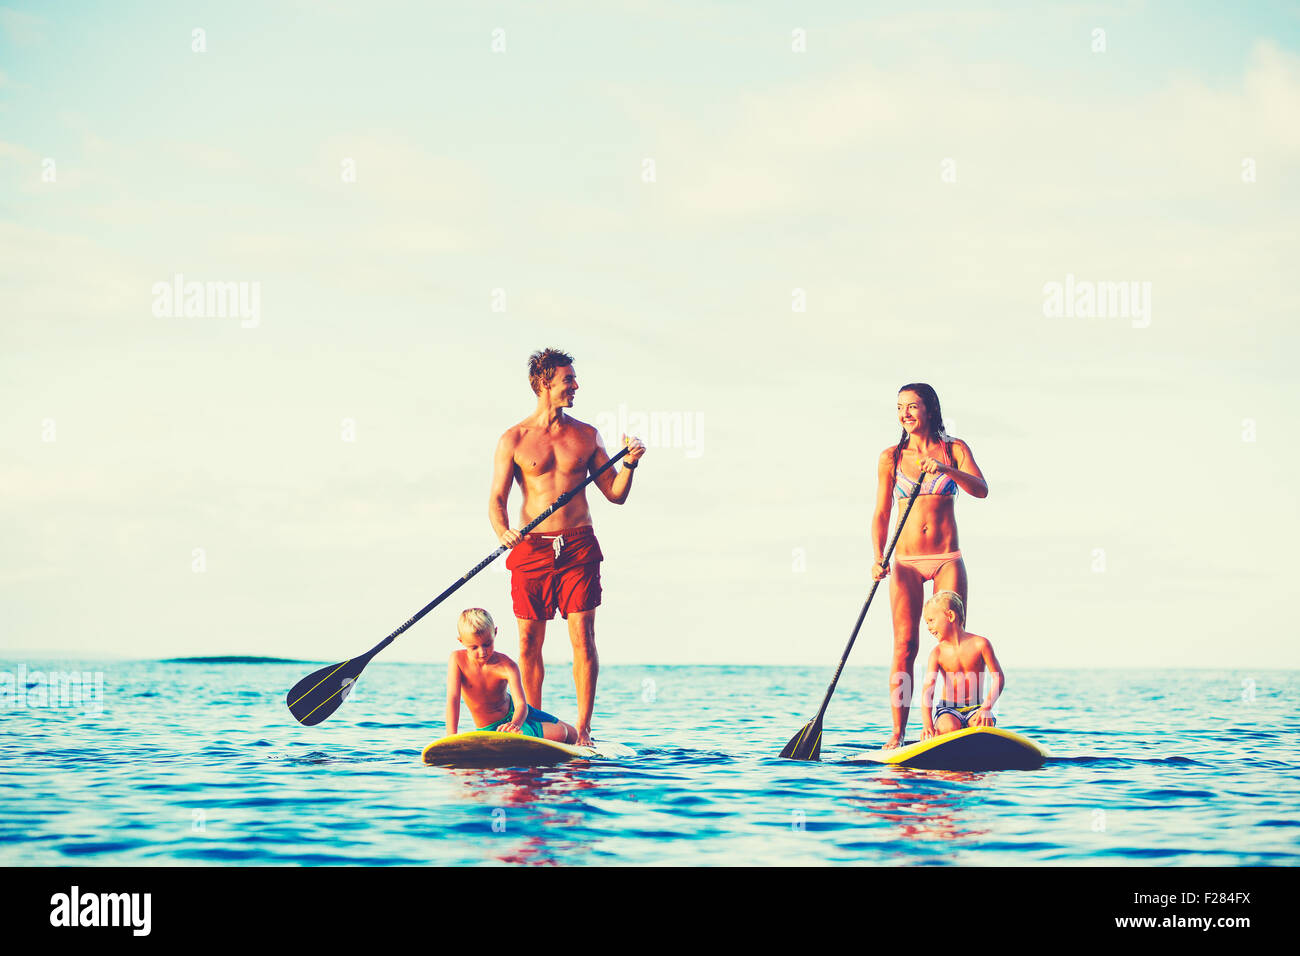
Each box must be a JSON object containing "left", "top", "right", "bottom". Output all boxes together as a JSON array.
[{"left": 528, "top": 348, "right": 575, "bottom": 395}]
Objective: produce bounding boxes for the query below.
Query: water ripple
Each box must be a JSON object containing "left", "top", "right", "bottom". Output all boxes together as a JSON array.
[{"left": 1, "top": 661, "right": 1297, "bottom": 865}]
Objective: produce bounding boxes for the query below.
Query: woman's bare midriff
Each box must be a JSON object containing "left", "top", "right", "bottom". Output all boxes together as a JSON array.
[{"left": 894, "top": 496, "right": 960, "bottom": 558}]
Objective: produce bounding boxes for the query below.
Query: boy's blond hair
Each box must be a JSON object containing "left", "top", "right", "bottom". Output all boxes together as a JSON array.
[
  {"left": 924, "top": 590, "right": 966, "bottom": 626},
  {"left": 458, "top": 607, "right": 495, "bottom": 636}
]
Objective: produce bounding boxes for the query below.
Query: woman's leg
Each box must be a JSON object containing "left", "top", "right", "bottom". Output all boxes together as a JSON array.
[
  {"left": 933, "top": 557, "right": 969, "bottom": 614},
  {"left": 886, "top": 562, "right": 925, "bottom": 748},
  {"left": 931, "top": 557, "right": 975, "bottom": 704}
]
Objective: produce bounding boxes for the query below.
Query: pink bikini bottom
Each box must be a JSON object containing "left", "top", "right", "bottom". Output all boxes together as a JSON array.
[{"left": 894, "top": 550, "right": 963, "bottom": 582}]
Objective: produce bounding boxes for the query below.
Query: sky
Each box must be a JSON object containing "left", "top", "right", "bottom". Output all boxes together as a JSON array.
[{"left": 2, "top": 1, "right": 1298, "bottom": 669}]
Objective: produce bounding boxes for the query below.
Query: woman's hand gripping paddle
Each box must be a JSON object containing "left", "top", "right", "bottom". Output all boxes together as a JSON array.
[
  {"left": 779, "top": 467, "right": 926, "bottom": 760},
  {"left": 286, "top": 447, "right": 630, "bottom": 726}
]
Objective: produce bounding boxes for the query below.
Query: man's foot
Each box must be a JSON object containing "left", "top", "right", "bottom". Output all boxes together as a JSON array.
[
  {"left": 883, "top": 733, "right": 904, "bottom": 750},
  {"left": 575, "top": 728, "right": 594, "bottom": 748}
]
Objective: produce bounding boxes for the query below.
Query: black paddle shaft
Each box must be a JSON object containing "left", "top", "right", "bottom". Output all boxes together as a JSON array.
[
  {"left": 807, "top": 466, "right": 927, "bottom": 723},
  {"left": 369, "top": 444, "right": 631, "bottom": 657},
  {"left": 286, "top": 445, "right": 632, "bottom": 725}
]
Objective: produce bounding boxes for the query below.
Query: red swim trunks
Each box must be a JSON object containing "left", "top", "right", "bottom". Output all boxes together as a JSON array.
[{"left": 506, "top": 525, "right": 604, "bottom": 621}]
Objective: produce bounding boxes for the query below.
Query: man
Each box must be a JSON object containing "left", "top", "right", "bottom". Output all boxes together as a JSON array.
[{"left": 488, "top": 348, "right": 645, "bottom": 746}]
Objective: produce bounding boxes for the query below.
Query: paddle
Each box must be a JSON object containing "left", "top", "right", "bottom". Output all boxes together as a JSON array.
[
  {"left": 779, "top": 461, "right": 927, "bottom": 760},
  {"left": 286, "top": 445, "right": 631, "bottom": 726}
]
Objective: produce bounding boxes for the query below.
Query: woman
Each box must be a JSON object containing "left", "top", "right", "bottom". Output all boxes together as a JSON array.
[{"left": 871, "top": 383, "right": 987, "bottom": 749}]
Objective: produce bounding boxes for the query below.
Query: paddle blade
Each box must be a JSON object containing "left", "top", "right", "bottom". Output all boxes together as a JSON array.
[
  {"left": 780, "top": 718, "right": 823, "bottom": 761},
  {"left": 286, "top": 657, "right": 368, "bottom": 726}
]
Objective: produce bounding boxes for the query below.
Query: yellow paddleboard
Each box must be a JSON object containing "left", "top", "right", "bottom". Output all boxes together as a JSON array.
[
  {"left": 849, "top": 726, "right": 1048, "bottom": 771},
  {"left": 421, "top": 731, "right": 634, "bottom": 768}
]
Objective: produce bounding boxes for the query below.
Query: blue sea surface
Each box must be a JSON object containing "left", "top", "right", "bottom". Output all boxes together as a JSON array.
[{"left": 2, "top": 659, "right": 1296, "bottom": 866}]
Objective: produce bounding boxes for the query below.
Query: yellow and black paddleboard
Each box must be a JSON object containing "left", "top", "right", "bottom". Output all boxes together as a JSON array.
[
  {"left": 849, "top": 726, "right": 1048, "bottom": 771},
  {"left": 422, "top": 731, "right": 635, "bottom": 768}
]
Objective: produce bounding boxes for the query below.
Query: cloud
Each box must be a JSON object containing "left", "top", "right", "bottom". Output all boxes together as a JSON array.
[
  {"left": 0, "top": 122, "right": 495, "bottom": 314},
  {"left": 1, "top": 10, "right": 1295, "bottom": 665},
  {"left": 612, "top": 38, "right": 1300, "bottom": 230},
  {"left": 0, "top": 6, "right": 45, "bottom": 46},
  {"left": 0, "top": 221, "right": 147, "bottom": 343}
]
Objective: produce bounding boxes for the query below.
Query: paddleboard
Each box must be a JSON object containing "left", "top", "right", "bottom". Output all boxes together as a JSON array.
[
  {"left": 422, "top": 730, "right": 635, "bottom": 768},
  {"left": 847, "top": 726, "right": 1047, "bottom": 771}
]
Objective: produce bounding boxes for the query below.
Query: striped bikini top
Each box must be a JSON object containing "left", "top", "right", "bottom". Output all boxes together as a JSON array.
[{"left": 894, "top": 440, "right": 959, "bottom": 498}]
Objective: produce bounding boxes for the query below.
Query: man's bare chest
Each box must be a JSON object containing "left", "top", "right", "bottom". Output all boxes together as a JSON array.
[{"left": 515, "top": 433, "right": 594, "bottom": 477}]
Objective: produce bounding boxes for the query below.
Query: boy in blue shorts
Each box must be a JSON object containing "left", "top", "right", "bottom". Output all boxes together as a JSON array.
[
  {"left": 445, "top": 608, "right": 579, "bottom": 743},
  {"left": 919, "top": 591, "right": 1006, "bottom": 739}
]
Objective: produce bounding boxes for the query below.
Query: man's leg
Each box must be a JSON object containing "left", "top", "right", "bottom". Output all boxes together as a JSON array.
[
  {"left": 516, "top": 618, "right": 548, "bottom": 709},
  {"left": 566, "top": 609, "right": 597, "bottom": 746}
]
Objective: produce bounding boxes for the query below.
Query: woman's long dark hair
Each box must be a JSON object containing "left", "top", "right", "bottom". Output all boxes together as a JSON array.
[{"left": 893, "top": 383, "right": 950, "bottom": 468}]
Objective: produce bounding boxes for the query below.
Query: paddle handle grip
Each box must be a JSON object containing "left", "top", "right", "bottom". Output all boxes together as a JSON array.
[
  {"left": 814, "top": 466, "right": 927, "bottom": 716},
  {"left": 372, "top": 445, "right": 632, "bottom": 651}
]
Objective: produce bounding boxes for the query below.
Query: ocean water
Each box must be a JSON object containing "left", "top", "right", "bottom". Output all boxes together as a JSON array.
[{"left": 2, "top": 659, "right": 1296, "bottom": 866}]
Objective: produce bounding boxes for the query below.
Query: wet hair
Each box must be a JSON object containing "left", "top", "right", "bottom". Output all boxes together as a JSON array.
[
  {"left": 893, "top": 382, "right": 952, "bottom": 468},
  {"left": 924, "top": 590, "right": 966, "bottom": 626},
  {"left": 528, "top": 348, "right": 575, "bottom": 395},
  {"left": 457, "top": 608, "right": 495, "bottom": 637}
]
